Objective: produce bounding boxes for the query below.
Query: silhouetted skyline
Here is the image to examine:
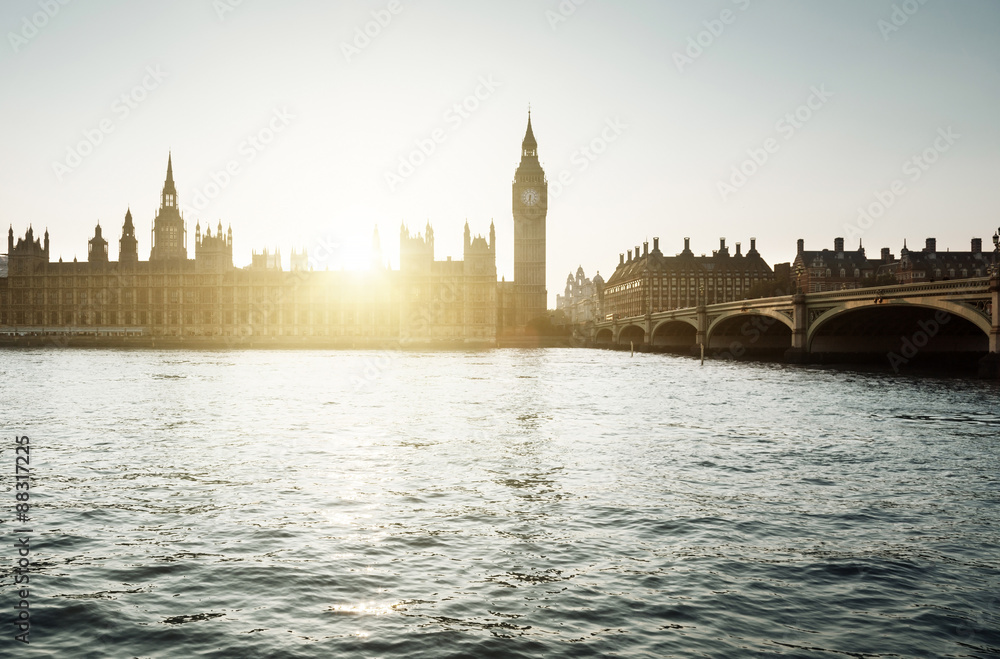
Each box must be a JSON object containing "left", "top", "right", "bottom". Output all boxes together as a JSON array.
[{"left": 2, "top": 1, "right": 998, "bottom": 306}]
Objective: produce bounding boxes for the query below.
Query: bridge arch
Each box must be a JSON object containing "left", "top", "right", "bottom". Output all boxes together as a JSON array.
[
  {"left": 706, "top": 310, "right": 794, "bottom": 357},
  {"left": 807, "top": 299, "right": 991, "bottom": 350},
  {"left": 650, "top": 319, "right": 698, "bottom": 351},
  {"left": 617, "top": 324, "right": 645, "bottom": 346},
  {"left": 807, "top": 299, "right": 990, "bottom": 363},
  {"left": 594, "top": 328, "right": 613, "bottom": 345},
  {"left": 706, "top": 309, "right": 795, "bottom": 338}
]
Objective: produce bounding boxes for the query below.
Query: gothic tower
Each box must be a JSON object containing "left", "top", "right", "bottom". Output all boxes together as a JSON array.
[
  {"left": 512, "top": 111, "right": 548, "bottom": 326},
  {"left": 88, "top": 222, "right": 109, "bottom": 264},
  {"left": 149, "top": 153, "right": 187, "bottom": 261},
  {"left": 119, "top": 208, "right": 138, "bottom": 266}
]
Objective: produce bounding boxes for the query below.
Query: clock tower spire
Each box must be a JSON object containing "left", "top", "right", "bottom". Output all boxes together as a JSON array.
[
  {"left": 512, "top": 111, "right": 548, "bottom": 328},
  {"left": 150, "top": 152, "right": 187, "bottom": 262}
]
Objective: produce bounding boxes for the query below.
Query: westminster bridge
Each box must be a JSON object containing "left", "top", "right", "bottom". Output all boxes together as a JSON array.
[{"left": 589, "top": 276, "right": 1000, "bottom": 377}]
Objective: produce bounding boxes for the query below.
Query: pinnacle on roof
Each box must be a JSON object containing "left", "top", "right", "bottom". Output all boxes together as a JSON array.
[
  {"left": 163, "top": 152, "right": 176, "bottom": 195},
  {"left": 522, "top": 111, "right": 537, "bottom": 152}
]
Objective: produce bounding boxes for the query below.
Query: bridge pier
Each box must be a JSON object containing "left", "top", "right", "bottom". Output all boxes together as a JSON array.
[
  {"left": 978, "top": 276, "right": 1000, "bottom": 378},
  {"left": 692, "top": 305, "right": 707, "bottom": 356},
  {"left": 784, "top": 293, "right": 810, "bottom": 364}
]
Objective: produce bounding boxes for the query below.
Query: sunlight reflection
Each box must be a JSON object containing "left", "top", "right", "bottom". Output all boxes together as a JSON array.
[{"left": 328, "top": 601, "right": 402, "bottom": 616}]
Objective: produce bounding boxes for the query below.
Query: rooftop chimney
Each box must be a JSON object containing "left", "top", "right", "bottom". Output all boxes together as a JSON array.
[
  {"left": 653, "top": 237, "right": 659, "bottom": 252},
  {"left": 643, "top": 241, "right": 648, "bottom": 256},
  {"left": 881, "top": 247, "right": 892, "bottom": 263},
  {"left": 684, "top": 237, "right": 691, "bottom": 252},
  {"left": 720, "top": 237, "right": 726, "bottom": 251},
  {"left": 735, "top": 242, "right": 742, "bottom": 256},
  {"left": 834, "top": 237, "right": 845, "bottom": 253},
  {"left": 619, "top": 253, "right": 624, "bottom": 266},
  {"left": 925, "top": 237, "right": 936, "bottom": 253},
  {"left": 627, "top": 249, "right": 632, "bottom": 263},
  {"left": 750, "top": 238, "right": 757, "bottom": 251},
  {"left": 972, "top": 238, "right": 982, "bottom": 254},
  {"left": 797, "top": 239, "right": 804, "bottom": 254}
]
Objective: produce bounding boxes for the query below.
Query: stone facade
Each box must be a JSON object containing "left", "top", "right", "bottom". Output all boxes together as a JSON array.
[
  {"left": 794, "top": 236, "right": 992, "bottom": 292},
  {"left": 0, "top": 115, "right": 548, "bottom": 344},
  {"left": 556, "top": 266, "right": 603, "bottom": 325},
  {"left": 603, "top": 237, "right": 774, "bottom": 319}
]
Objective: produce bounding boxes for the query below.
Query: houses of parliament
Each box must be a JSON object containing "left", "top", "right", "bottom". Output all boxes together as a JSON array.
[{"left": 0, "top": 115, "right": 549, "bottom": 345}]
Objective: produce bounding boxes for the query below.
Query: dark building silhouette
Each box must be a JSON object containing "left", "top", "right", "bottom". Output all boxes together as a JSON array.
[
  {"left": 794, "top": 236, "right": 991, "bottom": 292},
  {"left": 0, "top": 115, "right": 550, "bottom": 343},
  {"left": 891, "top": 237, "right": 991, "bottom": 283},
  {"left": 119, "top": 209, "right": 138, "bottom": 267},
  {"left": 505, "top": 112, "right": 548, "bottom": 331},
  {"left": 792, "top": 238, "right": 883, "bottom": 292},
  {"left": 603, "top": 237, "right": 774, "bottom": 318},
  {"left": 149, "top": 153, "right": 187, "bottom": 262}
]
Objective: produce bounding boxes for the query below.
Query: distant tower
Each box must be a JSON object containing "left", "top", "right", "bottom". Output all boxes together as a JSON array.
[
  {"left": 119, "top": 208, "right": 138, "bottom": 266},
  {"left": 290, "top": 248, "right": 309, "bottom": 272},
  {"left": 149, "top": 153, "right": 187, "bottom": 261},
  {"left": 88, "top": 222, "right": 109, "bottom": 264},
  {"left": 399, "top": 222, "right": 434, "bottom": 273},
  {"left": 194, "top": 218, "right": 234, "bottom": 272},
  {"left": 512, "top": 111, "right": 548, "bottom": 325}
]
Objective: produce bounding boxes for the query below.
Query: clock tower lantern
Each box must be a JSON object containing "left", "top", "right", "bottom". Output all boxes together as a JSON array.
[{"left": 512, "top": 111, "right": 547, "bottom": 327}]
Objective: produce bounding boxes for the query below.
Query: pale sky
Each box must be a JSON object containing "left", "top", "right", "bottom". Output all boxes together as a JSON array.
[{"left": 2, "top": 0, "right": 998, "bottom": 305}]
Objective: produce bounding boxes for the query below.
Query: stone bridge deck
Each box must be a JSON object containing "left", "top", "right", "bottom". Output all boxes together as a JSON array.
[{"left": 590, "top": 277, "right": 999, "bottom": 376}]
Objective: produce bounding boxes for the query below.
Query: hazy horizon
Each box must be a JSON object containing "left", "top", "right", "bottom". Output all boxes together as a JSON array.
[{"left": 2, "top": 0, "right": 998, "bottom": 304}]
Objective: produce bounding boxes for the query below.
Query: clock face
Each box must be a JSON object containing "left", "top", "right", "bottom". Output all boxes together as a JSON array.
[{"left": 521, "top": 188, "right": 539, "bottom": 207}]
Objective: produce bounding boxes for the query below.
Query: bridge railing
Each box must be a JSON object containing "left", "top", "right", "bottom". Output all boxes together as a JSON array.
[
  {"left": 805, "top": 277, "right": 990, "bottom": 303},
  {"left": 593, "top": 277, "right": 994, "bottom": 327}
]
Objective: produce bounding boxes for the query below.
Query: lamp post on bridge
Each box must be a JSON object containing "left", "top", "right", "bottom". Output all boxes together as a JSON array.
[
  {"left": 993, "top": 227, "right": 999, "bottom": 277},
  {"left": 981, "top": 226, "right": 1000, "bottom": 378}
]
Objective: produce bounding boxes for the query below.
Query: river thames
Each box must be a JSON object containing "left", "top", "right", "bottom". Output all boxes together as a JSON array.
[{"left": 1, "top": 348, "right": 999, "bottom": 658}]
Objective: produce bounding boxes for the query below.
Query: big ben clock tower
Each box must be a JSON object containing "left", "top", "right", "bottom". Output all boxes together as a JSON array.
[{"left": 512, "top": 111, "right": 547, "bottom": 327}]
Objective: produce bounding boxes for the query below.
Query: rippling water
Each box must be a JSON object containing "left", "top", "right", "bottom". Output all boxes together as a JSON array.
[{"left": 1, "top": 348, "right": 999, "bottom": 658}]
